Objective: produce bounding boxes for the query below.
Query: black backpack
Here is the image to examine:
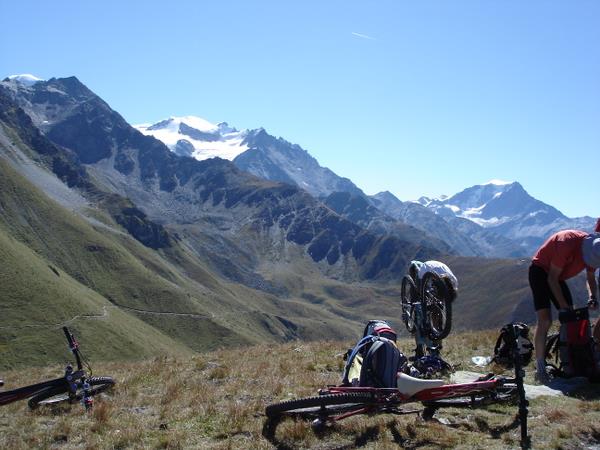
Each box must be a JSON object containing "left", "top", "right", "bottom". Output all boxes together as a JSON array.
[
  {"left": 342, "top": 320, "right": 406, "bottom": 387},
  {"left": 545, "top": 307, "right": 599, "bottom": 381},
  {"left": 492, "top": 322, "right": 533, "bottom": 367}
]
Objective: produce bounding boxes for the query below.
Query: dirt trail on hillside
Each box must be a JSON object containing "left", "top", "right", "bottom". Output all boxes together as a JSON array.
[{"left": 0, "top": 306, "right": 109, "bottom": 331}]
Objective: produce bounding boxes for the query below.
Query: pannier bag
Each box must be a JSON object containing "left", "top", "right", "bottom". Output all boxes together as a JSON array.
[
  {"left": 546, "top": 307, "right": 599, "bottom": 381},
  {"left": 342, "top": 320, "right": 407, "bottom": 387},
  {"left": 492, "top": 322, "right": 533, "bottom": 367}
]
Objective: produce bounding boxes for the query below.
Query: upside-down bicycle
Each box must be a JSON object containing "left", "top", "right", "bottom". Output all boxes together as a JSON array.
[
  {"left": 264, "top": 324, "right": 531, "bottom": 449},
  {"left": 401, "top": 270, "right": 455, "bottom": 342},
  {"left": 0, "top": 327, "right": 115, "bottom": 410}
]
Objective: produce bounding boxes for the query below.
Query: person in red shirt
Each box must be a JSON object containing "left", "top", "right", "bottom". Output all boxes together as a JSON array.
[{"left": 529, "top": 229, "right": 600, "bottom": 383}]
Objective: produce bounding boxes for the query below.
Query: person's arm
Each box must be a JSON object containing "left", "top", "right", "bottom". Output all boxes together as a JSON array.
[{"left": 547, "top": 263, "right": 571, "bottom": 310}]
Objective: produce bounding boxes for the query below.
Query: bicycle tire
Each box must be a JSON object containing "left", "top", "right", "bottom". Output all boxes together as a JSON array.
[
  {"left": 422, "top": 384, "right": 518, "bottom": 409},
  {"left": 421, "top": 272, "right": 453, "bottom": 341},
  {"left": 28, "top": 376, "right": 115, "bottom": 409},
  {"left": 265, "top": 392, "right": 378, "bottom": 419},
  {"left": 400, "top": 275, "right": 418, "bottom": 334}
]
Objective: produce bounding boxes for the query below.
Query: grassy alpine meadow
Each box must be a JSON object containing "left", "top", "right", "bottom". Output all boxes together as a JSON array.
[{"left": 2, "top": 331, "right": 600, "bottom": 449}]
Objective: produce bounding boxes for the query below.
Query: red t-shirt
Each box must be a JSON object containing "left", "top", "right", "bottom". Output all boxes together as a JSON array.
[
  {"left": 532, "top": 230, "right": 591, "bottom": 280},
  {"left": 595, "top": 218, "right": 600, "bottom": 232}
]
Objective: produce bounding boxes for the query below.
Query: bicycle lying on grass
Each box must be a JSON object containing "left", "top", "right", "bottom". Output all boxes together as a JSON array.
[
  {"left": 0, "top": 327, "right": 115, "bottom": 410},
  {"left": 264, "top": 324, "right": 531, "bottom": 449}
]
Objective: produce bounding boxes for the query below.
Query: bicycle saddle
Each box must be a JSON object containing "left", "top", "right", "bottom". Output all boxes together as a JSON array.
[{"left": 397, "top": 372, "right": 444, "bottom": 397}]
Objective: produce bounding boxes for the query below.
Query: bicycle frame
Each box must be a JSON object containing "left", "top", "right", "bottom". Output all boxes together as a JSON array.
[
  {"left": 320, "top": 375, "right": 510, "bottom": 409},
  {"left": 0, "top": 327, "right": 86, "bottom": 407}
]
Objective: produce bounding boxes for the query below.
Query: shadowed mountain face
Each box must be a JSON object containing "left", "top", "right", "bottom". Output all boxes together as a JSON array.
[{"left": 234, "top": 128, "right": 365, "bottom": 199}]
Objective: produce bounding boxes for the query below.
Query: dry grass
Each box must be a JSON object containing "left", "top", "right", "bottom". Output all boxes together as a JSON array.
[{"left": 1, "top": 330, "right": 600, "bottom": 449}]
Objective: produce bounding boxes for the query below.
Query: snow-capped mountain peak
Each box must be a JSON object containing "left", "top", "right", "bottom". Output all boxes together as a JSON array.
[
  {"left": 135, "top": 116, "right": 248, "bottom": 161},
  {"left": 417, "top": 180, "right": 591, "bottom": 254},
  {"left": 6, "top": 74, "right": 45, "bottom": 86}
]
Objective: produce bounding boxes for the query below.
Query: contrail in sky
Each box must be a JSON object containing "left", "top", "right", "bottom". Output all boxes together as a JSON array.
[{"left": 351, "top": 32, "right": 376, "bottom": 40}]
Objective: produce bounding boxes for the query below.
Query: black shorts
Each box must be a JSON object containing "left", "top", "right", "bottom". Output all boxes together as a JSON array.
[{"left": 528, "top": 264, "right": 573, "bottom": 311}]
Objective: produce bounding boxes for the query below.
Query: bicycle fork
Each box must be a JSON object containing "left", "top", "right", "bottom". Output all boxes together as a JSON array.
[{"left": 412, "top": 302, "right": 438, "bottom": 358}]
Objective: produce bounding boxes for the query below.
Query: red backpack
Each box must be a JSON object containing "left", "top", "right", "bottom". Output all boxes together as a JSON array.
[{"left": 546, "top": 307, "right": 600, "bottom": 381}]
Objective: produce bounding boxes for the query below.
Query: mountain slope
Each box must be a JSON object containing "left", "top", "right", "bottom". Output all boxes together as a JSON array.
[{"left": 0, "top": 156, "right": 193, "bottom": 369}]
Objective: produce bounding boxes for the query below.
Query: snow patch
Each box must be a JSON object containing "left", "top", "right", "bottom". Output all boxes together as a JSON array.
[
  {"left": 7, "top": 74, "right": 44, "bottom": 86},
  {"left": 467, "top": 216, "right": 510, "bottom": 227},
  {"left": 135, "top": 116, "right": 249, "bottom": 161}
]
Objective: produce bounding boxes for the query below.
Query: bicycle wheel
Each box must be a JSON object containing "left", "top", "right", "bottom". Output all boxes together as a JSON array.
[
  {"left": 28, "top": 376, "right": 115, "bottom": 409},
  {"left": 265, "top": 392, "right": 377, "bottom": 419},
  {"left": 401, "top": 275, "right": 418, "bottom": 334},
  {"left": 422, "top": 384, "right": 518, "bottom": 409},
  {"left": 421, "top": 272, "right": 453, "bottom": 341}
]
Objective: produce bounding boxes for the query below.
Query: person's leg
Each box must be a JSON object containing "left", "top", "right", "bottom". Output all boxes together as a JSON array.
[
  {"left": 529, "top": 264, "right": 553, "bottom": 381},
  {"left": 534, "top": 308, "right": 552, "bottom": 363},
  {"left": 534, "top": 308, "right": 552, "bottom": 383}
]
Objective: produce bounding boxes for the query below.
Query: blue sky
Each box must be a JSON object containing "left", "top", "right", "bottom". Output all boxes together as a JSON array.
[{"left": 1, "top": 1, "right": 598, "bottom": 217}]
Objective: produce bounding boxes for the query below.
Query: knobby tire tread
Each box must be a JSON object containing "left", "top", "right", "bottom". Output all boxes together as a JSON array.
[
  {"left": 401, "top": 275, "right": 418, "bottom": 334},
  {"left": 422, "top": 385, "right": 517, "bottom": 408},
  {"left": 265, "top": 392, "right": 376, "bottom": 418},
  {"left": 421, "top": 271, "right": 453, "bottom": 341}
]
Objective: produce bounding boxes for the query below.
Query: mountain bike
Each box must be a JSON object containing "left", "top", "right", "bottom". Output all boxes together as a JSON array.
[
  {"left": 264, "top": 324, "right": 530, "bottom": 449},
  {"left": 0, "top": 327, "right": 115, "bottom": 410},
  {"left": 401, "top": 271, "right": 454, "bottom": 343}
]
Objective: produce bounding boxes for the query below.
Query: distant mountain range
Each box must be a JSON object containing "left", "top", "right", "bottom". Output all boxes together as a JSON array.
[
  {"left": 137, "top": 116, "right": 596, "bottom": 256},
  {"left": 0, "top": 74, "right": 591, "bottom": 366}
]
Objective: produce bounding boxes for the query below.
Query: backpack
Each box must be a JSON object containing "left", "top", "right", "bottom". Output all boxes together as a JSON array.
[
  {"left": 342, "top": 320, "right": 407, "bottom": 387},
  {"left": 545, "top": 307, "right": 599, "bottom": 381},
  {"left": 361, "top": 320, "right": 398, "bottom": 348},
  {"left": 492, "top": 322, "right": 533, "bottom": 367}
]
